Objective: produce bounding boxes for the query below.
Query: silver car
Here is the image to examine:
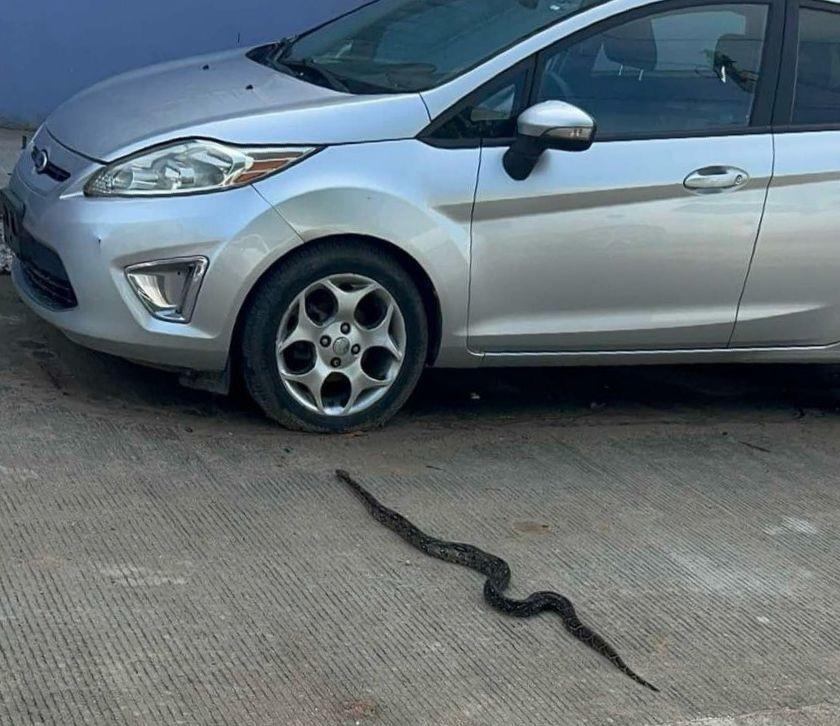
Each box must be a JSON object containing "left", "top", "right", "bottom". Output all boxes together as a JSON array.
[{"left": 3, "top": 0, "right": 839, "bottom": 431}]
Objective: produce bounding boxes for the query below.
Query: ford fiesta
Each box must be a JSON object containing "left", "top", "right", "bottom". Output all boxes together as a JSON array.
[{"left": 3, "top": 0, "right": 840, "bottom": 431}]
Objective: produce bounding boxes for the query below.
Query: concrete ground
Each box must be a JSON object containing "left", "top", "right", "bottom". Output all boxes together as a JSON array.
[
  {"left": 0, "top": 127, "right": 23, "bottom": 180},
  {"left": 3, "top": 131, "right": 840, "bottom": 725},
  {"left": 2, "top": 275, "right": 840, "bottom": 725},
  {"left": 1, "top": 127, "right": 27, "bottom": 272}
]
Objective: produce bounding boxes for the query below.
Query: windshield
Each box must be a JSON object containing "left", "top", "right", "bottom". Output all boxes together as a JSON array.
[{"left": 248, "top": 0, "right": 602, "bottom": 94}]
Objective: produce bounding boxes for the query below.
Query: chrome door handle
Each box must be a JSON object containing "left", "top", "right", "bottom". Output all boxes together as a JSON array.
[{"left": 684, "top": 166, "right": 749, "bottom": 192}]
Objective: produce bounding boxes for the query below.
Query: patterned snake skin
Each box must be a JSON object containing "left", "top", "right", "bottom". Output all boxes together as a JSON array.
[{"left": 337, "top": 470, "right": 658, "bottom": 692}]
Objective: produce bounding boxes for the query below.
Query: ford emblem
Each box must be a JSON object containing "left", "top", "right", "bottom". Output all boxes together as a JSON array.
[{"left": 33, "top": 148, "right": 50, "bottom": 174}]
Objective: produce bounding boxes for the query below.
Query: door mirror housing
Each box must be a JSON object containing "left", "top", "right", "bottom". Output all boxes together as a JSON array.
[
  {"left": 503, "top": 101, "right": 596, "bottom": 181},
  {"left": 518, "top": 101, "right": 596, "bottom": 150}
]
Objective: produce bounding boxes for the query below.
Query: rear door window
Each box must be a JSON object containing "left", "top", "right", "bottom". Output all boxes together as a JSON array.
[{"left": 792, "top": 6, "right": 840, "bottom": 124}]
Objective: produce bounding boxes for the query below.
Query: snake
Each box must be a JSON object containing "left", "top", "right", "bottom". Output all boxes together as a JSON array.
[{"left": 336, "top": 470, "right": 658, "bottom": 692}]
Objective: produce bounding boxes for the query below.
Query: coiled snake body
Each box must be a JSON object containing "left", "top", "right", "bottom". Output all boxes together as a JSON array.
[{"left": 337, "top": 470, "right": 658, "bottom": 692}]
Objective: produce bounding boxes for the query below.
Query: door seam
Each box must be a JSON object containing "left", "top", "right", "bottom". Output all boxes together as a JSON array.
[
  {"left": 466, "top": 142, "right": 484, "bottom": 357},
  {"left": 727, "top": 132, "right": 776, "bottom": 347}
]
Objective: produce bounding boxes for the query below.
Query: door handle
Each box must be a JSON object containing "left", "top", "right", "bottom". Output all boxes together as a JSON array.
[{"left": 684, "top": 166, "right": 749, "bottom": 192}]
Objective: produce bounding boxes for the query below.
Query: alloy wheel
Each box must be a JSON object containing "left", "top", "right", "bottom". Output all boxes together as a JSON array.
[{"left": 275, "top": 274, "right": 407, "bottom": 417}]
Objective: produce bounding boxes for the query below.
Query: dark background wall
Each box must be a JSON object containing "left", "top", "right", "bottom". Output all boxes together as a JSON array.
[{"left": 0, "top": 1, "right": 366, "bottom": 127}]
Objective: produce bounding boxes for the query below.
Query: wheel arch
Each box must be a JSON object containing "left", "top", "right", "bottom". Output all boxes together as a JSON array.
[{"left": 230, "top": 234, "right": 443, "bottom": 375}]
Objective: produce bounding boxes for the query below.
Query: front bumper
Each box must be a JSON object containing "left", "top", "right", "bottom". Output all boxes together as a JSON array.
[{"left": 7, "top": 129, "right": 304, "bottom": 371}]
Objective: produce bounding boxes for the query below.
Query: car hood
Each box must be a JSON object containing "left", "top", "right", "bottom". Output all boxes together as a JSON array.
[{"left": 46, "top": 50, "right": 431, "bottom": 162}]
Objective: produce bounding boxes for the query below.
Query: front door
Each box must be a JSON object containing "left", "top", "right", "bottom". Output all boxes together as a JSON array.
[{"left": 469, "top": 0, "right": 778, "bottom": 353}]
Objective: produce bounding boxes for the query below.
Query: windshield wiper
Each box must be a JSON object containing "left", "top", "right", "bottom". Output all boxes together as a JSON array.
[
  {"left": 276, "top": 34, "right": 300, "bottom": 60},
  {"left": 275, "top": 58, "right": 350, "bottom": 93}
]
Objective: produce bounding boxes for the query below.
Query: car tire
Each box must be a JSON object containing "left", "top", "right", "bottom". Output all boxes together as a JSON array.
[{"left": 241, "top": 239, "right": 429, "bottom": 433}]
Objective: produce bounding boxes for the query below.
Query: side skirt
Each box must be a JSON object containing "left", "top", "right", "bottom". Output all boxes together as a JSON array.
[{"left": 474, "top": 342, "right": 840, "bottom": 368}]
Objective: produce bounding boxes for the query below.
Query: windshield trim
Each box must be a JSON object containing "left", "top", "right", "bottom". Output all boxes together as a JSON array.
[{"left": 248, "top": 0, "right": 611, "bottom": 96}]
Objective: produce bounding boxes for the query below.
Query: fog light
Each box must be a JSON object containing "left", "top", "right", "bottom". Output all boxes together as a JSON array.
[{"left": 125, "top": 256, "right": 208, "bottom": 323}]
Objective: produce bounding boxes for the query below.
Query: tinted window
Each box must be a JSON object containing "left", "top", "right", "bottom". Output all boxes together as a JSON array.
[
  {"left": 250, "top": 0, "right": 606, "bottom": 94},
  {"left": 536, "top": 4, "right": 768, "bottom": 137},
  {"left": 431, "top": 68, "right": 532, "bottom": 141},
  {"left": 793, "top": 8, "right": 840, "bottom": 124}
]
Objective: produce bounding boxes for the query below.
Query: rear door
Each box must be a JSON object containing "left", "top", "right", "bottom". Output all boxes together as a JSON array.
[
  {"left": 467, "top": 0, "right": 783, "bottom": 354},
  {"left": 733, "top": 0, "right": 840, "bottom": 346}
]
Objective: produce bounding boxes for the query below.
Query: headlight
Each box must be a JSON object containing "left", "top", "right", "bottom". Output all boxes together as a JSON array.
[{"left": 85, "top": 140, "right": 318, "bottom": 197}]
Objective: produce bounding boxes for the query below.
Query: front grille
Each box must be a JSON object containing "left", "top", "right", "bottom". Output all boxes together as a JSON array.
[
  {"left": 43, "top": 164, "right": 71, "bottom": 183},
  {"left": 2, "top": 187, "right": 77, "bottom": 310},
  {"left": 30, "top": 146, "right": 71, "bottom": 183},
  {"left": 14, "top": 230, "right": 78, "bottom": 310},
  {"left": 20, "top": 257, "right": 78, "bottom": 310}
]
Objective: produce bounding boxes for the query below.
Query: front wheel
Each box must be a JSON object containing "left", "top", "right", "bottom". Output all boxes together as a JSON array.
[{"left": 241, "top": 241, "right": 429, "bottom": 433}]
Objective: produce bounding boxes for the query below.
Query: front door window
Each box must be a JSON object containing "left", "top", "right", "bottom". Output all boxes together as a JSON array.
[{"left": 535, "top": 4, "right": 769, "bottom": 138}]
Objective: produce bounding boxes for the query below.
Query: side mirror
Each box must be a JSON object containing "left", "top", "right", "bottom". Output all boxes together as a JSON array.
[{"left": 503, "top": 101, "right": 596, "bottom": 181}]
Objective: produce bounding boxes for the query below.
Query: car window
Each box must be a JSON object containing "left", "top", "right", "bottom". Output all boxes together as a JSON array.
[
  {"left": 536, "top": 3, "right": 768, "bottom": 137},
  {"left": 429, "top": 68, "right": 532, "bottom": 141},
  {"left": 793, "top": 7, "right": 840, "bottom": 124},
  {"left": 250, "top": 0, "right": 607, "bottom": 94}
]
